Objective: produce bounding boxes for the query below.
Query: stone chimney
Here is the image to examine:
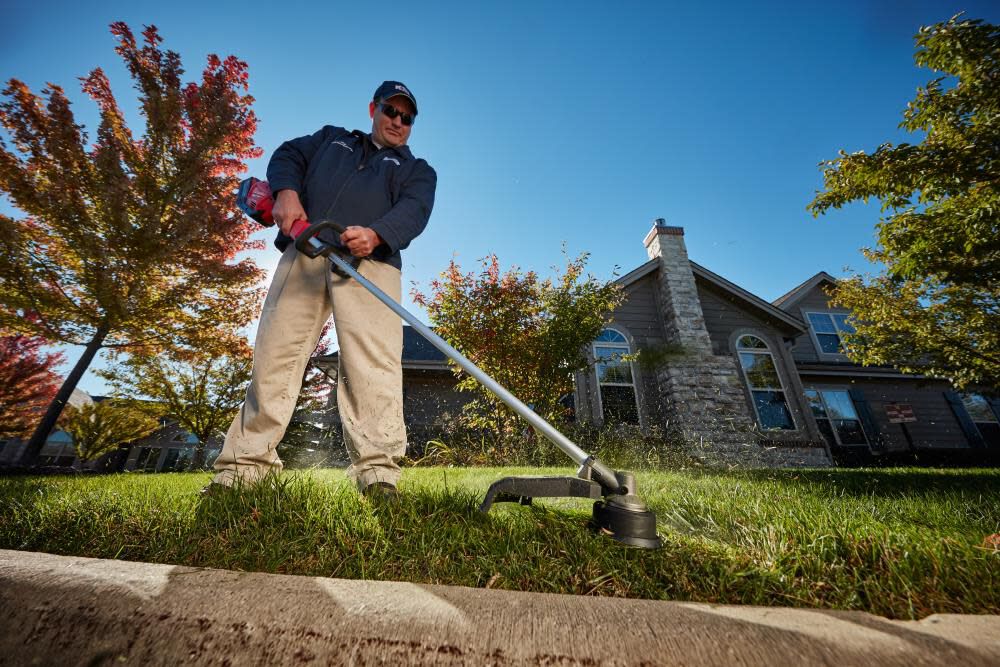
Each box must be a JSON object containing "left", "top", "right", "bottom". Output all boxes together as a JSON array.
[
  {"left": 637, "top": 219, "right": 826, "bottom": 468},
  {"left": 643, "top": 221, "right": 712, "bottom": 355}
]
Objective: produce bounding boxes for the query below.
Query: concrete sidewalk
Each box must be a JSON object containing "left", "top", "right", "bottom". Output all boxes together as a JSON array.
[{"left": 2, "top": 549, "right": 998, "bottom": 666}]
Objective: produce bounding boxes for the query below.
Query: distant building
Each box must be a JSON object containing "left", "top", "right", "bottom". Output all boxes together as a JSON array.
[
  {"left": 0, "top": 388, "right": 94, "bottom": 468},
  {"left": 0, "top": 390, "right": 220, "bottom": 473}
]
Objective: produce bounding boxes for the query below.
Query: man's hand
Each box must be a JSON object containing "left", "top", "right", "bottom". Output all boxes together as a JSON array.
[
  {"left": 273, "top": 189, "right": 307, "bottom": 236},
  {"left": 341, "top": 226, "right": 383, "bottom": 257}
]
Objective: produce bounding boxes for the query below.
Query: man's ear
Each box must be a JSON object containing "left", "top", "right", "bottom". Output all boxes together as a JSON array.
[{"left": 369, "top": 101, "right": 376, "bottom": 119}]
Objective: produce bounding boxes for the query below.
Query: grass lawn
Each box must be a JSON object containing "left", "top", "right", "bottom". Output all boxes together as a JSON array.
[{"left": 1, "top": 466, "right": 997, "bottom": 620}]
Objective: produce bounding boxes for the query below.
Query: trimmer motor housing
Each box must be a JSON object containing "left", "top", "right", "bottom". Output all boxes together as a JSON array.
[{"left": 237, "top": 177, "right": 277, "bottom": 227}]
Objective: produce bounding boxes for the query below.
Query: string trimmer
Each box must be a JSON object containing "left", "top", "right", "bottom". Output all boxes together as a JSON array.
[{"left": 237, "top": 177, "right": 662, "bottom": 549}]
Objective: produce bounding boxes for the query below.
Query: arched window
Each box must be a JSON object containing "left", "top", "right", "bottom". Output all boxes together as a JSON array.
[
  {"left": 736, "top": 334, "right": 794, "bottom": 430},
  {"left": 593, "top": 328, "right": 639, "bottom": 425}
]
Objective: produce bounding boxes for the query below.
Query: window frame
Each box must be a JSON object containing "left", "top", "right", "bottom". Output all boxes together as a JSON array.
[
  {"left": 592, "top": 327, "right": 642, "bottom": 427},
  {"left": 803, "top": 310, "right": 855, "bottom": 360},
  {"left": 961, "top": 393, "right": 1000, "bottom": 447},
  {"left": 804, "top": 387, "right": 869, "bottom": 447},
  {"left": 40, "top": 431, "right": 76, "bottom": 461},
  {"left": 133, "top": 446, "right": 160, "bottom": 472},
  {"left": 735, "top": 333, "right": 796, "bottom": 431}
]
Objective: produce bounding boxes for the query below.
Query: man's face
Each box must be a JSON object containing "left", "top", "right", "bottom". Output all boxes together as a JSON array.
[{"left": 369, "top": 94, "right": 415, "bottom": 148}]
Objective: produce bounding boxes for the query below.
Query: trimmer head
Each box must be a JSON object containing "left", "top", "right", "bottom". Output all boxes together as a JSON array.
[
  {"left": 480, "top": 468, "right": 663, "bottom": 549},
  {"left": 591, "top": 498, "right": 662, "bottom": 549},
  {"left": 589, "top": 470, "right": 662, "bottom": 549}
]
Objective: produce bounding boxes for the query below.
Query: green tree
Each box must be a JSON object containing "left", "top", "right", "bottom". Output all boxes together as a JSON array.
[
  {"left": 808, "top": 15, "right": 1000, "bottom": 390},
  {"left": 412, "top": 253, "right": 624, "bottom": 437},
  {"left": 60, "top": 400, "right": 158, "bottom": 470},
  {"left": 99, "top": 346, "right": 253, "bottom": 470},
  {"left": 0, "top": 23, "right": 265, "bottom": 465}
]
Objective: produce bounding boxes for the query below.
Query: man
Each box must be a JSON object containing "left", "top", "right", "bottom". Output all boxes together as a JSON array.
[{"left": 207, "top": 81, "right": 436, "bottom": 498}]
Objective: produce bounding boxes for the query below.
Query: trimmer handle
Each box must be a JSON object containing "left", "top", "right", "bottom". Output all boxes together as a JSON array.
[
  {"left": 292, "top": 220, "right": 348, "bottom": 258},
  {"left": 236, "top": 177, "right": 360, "bottom": 274},
  {"left": 292, "top": 220, "right": 361, "bottom": 278},
  {"left": 288, "top": 219, "right": 311, "bottom": 239}
]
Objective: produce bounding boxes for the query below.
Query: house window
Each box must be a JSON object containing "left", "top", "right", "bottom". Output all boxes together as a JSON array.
[
  {"left": 134, "top": 447, "right": 159, "bottom": 472},
  {"left": 804, "top": 389, "right": 868, "bottom": 446},
  {"left": 593, "top": 329, "right": 639, "bottom": 425},
  {"left": 162, "top": 447, "right": 192, "bottom": 471},
  {"left": 806, "top": 312, "right": 855, "bottom": 355},
  {"left": 736, "top": 335, "right": 794, "bottom": 430},
  {"left": 962, "top": 394, "right": 1000, "bottom": 447},
  {"left": 39, "top": 431, "right": 76, "bottom": 465}
]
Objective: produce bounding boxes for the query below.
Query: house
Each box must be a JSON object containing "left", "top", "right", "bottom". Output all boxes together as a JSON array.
[
  {"left": 121, "top": 423, "right": 220, "bottom": 473},
  {"left": 316, "top": 220, "right": 998, "bottom": 468},
  {"left": 772, "top": 270, "right": 1000, "bottom": 463},
  {"left": 572, "top": 221, "right": 999, "bottom": 466}
]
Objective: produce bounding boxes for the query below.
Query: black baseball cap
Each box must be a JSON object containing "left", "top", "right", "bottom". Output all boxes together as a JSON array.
[{"left": 373, "top": 81, "right": 418, "bottom": 115}]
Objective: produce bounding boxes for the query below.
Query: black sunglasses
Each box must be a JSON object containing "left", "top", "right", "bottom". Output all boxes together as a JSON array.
[{"left": 377, "top": 102, "right": 415, "bottom": 127}]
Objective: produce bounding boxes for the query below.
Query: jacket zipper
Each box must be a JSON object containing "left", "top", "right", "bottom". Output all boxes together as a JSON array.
[{"left": 320, "top": 135, "right": 398, "bottom": 231}]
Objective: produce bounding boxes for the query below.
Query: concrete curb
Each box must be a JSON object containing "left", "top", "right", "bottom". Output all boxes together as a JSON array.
[{"left": 2, "top": 549, "right": 998, "bottom": 666}]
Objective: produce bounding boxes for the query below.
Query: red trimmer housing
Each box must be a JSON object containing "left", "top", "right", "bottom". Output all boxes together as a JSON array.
[
  {"left": 237, "top": 177, "right": 309, "bottom": 238},
  {"left": 236, "top": 177, "right": 275, "bottom": 225}
]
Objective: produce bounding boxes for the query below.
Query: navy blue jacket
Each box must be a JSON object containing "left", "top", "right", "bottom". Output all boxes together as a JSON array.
[{"left": 266, "top": 125, "right": 436, "bottom": 270}]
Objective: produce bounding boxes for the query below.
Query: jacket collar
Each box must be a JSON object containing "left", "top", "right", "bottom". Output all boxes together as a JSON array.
[{"left": 350, "top": 129, "right": 414, "bottom": 161}]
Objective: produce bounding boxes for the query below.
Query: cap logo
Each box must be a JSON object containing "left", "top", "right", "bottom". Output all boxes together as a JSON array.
[{"left": 395, "top": 84, "right": 410, "bottom": 95}]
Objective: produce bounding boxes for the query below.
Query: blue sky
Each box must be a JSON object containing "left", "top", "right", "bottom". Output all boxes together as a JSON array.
[{"left": 3, "top": 0, "right": 998, "bottom": 395}]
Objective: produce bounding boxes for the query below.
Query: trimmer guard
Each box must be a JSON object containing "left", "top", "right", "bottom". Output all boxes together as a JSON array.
[{"left": 479, "top": 476, "right": 603, "bottom": 512}]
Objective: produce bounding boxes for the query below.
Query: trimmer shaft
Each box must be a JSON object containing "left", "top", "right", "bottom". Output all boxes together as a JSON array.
[{"left": 235, "top": 179, "right": 663, "bottom": 551}]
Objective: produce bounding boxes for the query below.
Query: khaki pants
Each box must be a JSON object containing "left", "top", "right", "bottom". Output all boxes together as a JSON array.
[{"left": 212, "top": 246, "right": 406, "bottom": 490}]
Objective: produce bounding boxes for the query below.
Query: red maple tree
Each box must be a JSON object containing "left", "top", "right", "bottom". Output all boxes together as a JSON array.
[
  {"left": 0, "top": 331, "right": 65, "bottom": 440},
  {"left": 0, "top": 23, "right": 266, "bottom": 464}
]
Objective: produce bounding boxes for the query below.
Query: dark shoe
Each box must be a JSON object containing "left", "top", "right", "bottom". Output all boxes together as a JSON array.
[{"left": 362, "top": 482, "right": 399, "bottom": 503}]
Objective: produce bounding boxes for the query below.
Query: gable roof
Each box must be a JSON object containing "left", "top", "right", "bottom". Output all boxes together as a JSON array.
[
  {"left": 617, "top": 258, "right": 807, "bottom": 333},
  {"left": 772, "top": 271, "right": 839, "bottom": 311},
  {"left": 616, "top": 258, "right": 658, "bottom": 287}
]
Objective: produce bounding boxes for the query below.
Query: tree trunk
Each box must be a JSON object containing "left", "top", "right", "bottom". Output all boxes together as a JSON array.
[
  {"left": 191, "top": 441, "right": 207, "bottom": 470},
  {"left": 19, "top": 324, "right": 110, "bottom": 466}
]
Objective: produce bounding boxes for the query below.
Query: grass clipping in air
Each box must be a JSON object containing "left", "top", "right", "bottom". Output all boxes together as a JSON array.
[{"left": 1, "top": 466, "right": 998, "bottom": 620}]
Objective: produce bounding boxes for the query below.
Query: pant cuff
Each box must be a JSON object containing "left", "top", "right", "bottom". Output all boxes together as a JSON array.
[
  {"left": 212, "top": 467, "right": 280, "bottom": 488},
  {"left": 352, "top": 467, "right": 401, "bottom": 491}
]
